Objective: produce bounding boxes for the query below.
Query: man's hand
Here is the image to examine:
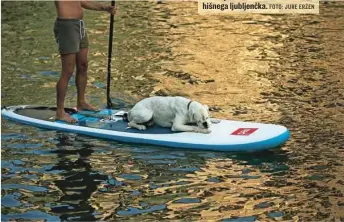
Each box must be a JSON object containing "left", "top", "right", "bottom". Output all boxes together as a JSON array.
[
  {"left": 103, "top": 5, "right": 117, "bottom": 15},
  {"left": 81, "top": 1, "right": 117, "bottom": 14}
]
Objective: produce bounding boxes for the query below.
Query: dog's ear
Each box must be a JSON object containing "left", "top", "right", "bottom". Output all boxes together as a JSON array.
[
  {"left": 203, "top": 105, "right": 211, "bottom": 117},
  {"left": 188, "top": 107, "right": 195, "bottom": 122}
]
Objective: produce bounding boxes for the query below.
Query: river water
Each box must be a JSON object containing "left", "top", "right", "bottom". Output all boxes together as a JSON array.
[{"left": 1, "top": 1, "right": 344, "bottom": 221}]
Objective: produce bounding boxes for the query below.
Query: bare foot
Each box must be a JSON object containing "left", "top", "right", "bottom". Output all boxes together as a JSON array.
[
  {"left": 77, "top": 102, "right": 100, "bottom": 112},
  {"left": 56, "top": 112, "right": 77, "bottom": 123}
]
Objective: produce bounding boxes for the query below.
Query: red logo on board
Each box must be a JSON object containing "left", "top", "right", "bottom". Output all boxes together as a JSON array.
[{"left": 231, "top": 128, "right": 258, "bottom": 136}]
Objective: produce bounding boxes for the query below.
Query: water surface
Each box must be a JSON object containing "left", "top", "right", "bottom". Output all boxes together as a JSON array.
[{"left": 2, "top": 1, "right": 344, "bottom": 221}]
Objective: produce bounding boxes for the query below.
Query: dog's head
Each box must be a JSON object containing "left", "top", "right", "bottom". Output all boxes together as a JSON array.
[{"left": 188, "top": 102, "right": 212, "bottom": 129}]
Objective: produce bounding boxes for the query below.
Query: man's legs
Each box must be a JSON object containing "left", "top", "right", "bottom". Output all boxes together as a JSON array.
[
  {"left": 56, "top": 53, "right": 77, "bottom": 123},
  {"left": 75, "top": 48, "right": 98, "bottom": 111}
]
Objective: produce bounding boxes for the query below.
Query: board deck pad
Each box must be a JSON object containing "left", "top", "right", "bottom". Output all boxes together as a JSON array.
[
  {"left": 2, "top": 105, "right": 290, "bottom": 152},
  {"left": 71, "top": 110, "right": 177, "bottom": 134}
]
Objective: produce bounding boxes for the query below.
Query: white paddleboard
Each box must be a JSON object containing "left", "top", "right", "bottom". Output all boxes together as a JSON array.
[{"left": 1, "top": 105, "right": 290, "bottom": 152}]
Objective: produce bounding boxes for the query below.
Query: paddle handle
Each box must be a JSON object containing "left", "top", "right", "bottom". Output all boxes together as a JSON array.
[{"left": 106, "top": 0, "right": 115, "bottom": 109}]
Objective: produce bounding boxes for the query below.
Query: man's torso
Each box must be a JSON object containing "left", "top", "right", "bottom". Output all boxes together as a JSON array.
[{"left": 55, "top": 1, "right": 83, "bottom": 19}]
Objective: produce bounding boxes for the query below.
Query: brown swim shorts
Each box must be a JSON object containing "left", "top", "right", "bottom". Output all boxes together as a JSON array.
[{"left": 53, "top": 18, "right": 89, "bottom": 54}]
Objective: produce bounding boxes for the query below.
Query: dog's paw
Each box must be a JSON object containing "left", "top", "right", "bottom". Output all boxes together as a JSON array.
[
  {"left": 204, "top": 129, "right": 212, "bottom": 134},
  {"left": 136, "top": 125, "right": 146, "bottom": 130},
  {"left": 197, "top": 128, "right": 211, "bottom": 134},
  {"left": 211, "top": 118, "right": 221, "bottom": 124}
]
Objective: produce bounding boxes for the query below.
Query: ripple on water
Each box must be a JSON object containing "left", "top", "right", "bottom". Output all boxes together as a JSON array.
[
  {"left": 1, "top": 210, "right": 60, "bottom": 222},
  {"left": 134, "top": 154, "right": 186, "bottom": 160},
  {"left": 1, "top": 184, "right": 48, "bottom": 192},
  {"left": 173, "top": 198, "right": 201, "bottom": 204},
  {"left": 147, "top": 159, "right": 177, "bottom": 164},
  {"left": 207, "top": 177, "right": 221, "bottom": 183},
  {"left": 6, "top": 143, "right": 44, "bottom": 149},
  {"left": 1, "top": 193, "right": 22, "bottom": 207},
  {"left": 39, "top": 70, "right": 59, "bottom": 76},
  {"left": 106, "top": 177, "right": 124, "bottom": 186},
  {"left": 116, "top": 204, "right": 167, "bottom": 216},
  {"left": 169, "top": 167, "right": 200, "bottom": 172},
  {"left": 267, "top": 211, "right": 284, "bottom": 218},
  {"left": 93, "top": 82, "right": 106, "bottom": 89},
  {"left": 222, "top": 216, "right": 257, "bottom": 222},
  {"left": 1, "top": 133, "right": 28, "bottom": 141},
  {"left": 254, "top": 201, "right": 274, "bottom": 209},
  {"left": 119, "top": 174, "right": 142, "bottom": 180}
]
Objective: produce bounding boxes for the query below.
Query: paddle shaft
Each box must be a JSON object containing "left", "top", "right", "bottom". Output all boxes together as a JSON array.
[{"left": 106, "top": 0, "right": 115, "bottom": 109}]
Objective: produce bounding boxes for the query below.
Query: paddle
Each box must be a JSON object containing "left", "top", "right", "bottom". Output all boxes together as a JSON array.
[{"left": 106, "top": 0, "right": 115, "bottom": 109}]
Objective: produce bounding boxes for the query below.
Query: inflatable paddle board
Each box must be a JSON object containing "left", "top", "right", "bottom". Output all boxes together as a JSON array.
[{"left": 1, "top": 105, "right": 290, "bottom": 152}]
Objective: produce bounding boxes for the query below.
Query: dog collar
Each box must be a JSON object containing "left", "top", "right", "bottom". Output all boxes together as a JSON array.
[{"left": 187, "top": 100, "right": 193, "bottom": 110}]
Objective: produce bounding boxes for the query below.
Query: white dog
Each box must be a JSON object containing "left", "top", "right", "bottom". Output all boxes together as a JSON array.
[{"left": 125, "top": 96, "right": 219, "bottom": 134}]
